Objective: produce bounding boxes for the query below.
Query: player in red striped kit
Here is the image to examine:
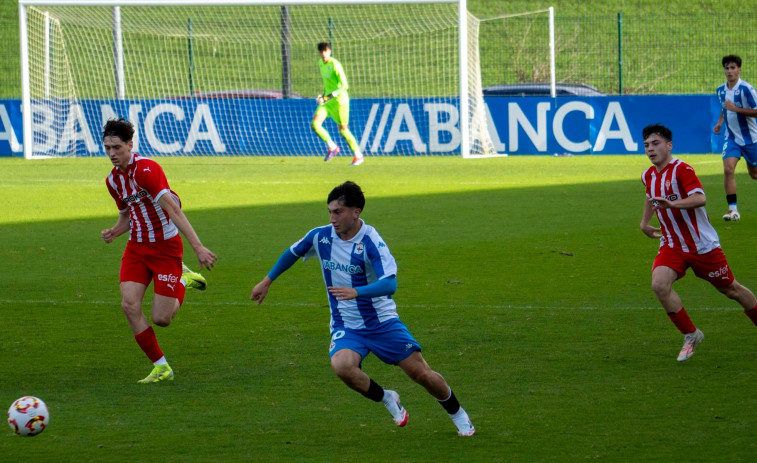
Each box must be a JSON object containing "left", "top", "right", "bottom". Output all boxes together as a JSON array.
[
  {"left": 640, "top": 123, "right": 757, "bottom": 361},
  {"left": 101, "top": 118, "right": 217, "bottom": 383}
]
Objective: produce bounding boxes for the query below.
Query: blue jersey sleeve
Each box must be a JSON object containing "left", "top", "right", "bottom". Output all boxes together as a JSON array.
[
  {"left": 290, "top": 227, "right": 322, "bottom": 260},
  {"left": 355, "top": 275, "right": 397, "bottom": 298},
  {"left": 267, "top": 249, "right": 300, "bottom": 281}
]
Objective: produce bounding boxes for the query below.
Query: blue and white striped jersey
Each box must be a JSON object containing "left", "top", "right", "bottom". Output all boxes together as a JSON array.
[
  {"left": 289, "top": 220, "right": 399, "bottom": 331},
  {"left": 717, "top": 78, "right": 757, "bottom": 146}
]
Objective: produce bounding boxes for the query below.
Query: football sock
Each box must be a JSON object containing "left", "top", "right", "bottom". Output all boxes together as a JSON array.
[
  {"left": 361, "top": 379, "right": 386, "bottom": 403},
  {"left": 154, "top": 356, "right": 168, "bottom": 366},
  {"left": 744, "top": 305, "right": 757, "bottom": 327},
  {"left": 667, "top": 307, "right": 696, "bottom": 335},
  {"left": 134, "top": 326, "right": 165, "bottom": 363},
  {"left": 727, "top": 194, "right": 737, "bottom": 210},
  {"left": 311, "top": 120, "right": 333, "bottom": 145},
  {"left": 339, "top": 127, "right": 360, "bottom": 154},
  {"left": 438, "top": 388, "right": 462, "bottom": 414}
]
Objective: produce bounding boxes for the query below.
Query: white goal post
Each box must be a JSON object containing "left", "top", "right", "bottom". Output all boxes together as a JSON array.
[{"left": 19, "top": 0, "right": 496, "bottom": 158}]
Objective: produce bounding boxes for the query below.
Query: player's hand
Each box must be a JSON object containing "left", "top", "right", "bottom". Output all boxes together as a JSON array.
[
  {"left": 328, "top": 286, "right": 358, "bottom": 301},
  {"left": 649, "top": 196, "right": 673, "bottom": 211},
  {"left": 713, "top": 122, "right": 722, "bottom": 134},
  {"left": 316, "top": 94, "right": 325, "bottom": 105},
  {"left": 101, "top": 228, "right": 116, "bottom": 244},
  {"left": 251, "top": 278, "right": 272, "bottom": 305},
  {"left": 195, "top": 246, "right": 217, "bottom": 270},
  {"left": 640, "top": 223, "right": 662, "bottom": 239},
  {"left": 724, "top": 100, "right": 738, "bottom": 112}
]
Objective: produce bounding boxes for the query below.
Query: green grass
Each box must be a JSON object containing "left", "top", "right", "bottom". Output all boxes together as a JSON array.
[{"left": 3, "top": 155, "right": 757, "bottom": 461}]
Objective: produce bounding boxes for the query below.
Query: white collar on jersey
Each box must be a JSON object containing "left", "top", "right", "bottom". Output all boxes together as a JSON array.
[{"left": 332, "top": 218, "right": 365, "bottom": 243}]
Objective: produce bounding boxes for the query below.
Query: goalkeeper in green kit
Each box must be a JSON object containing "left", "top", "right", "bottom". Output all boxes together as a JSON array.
[{"left": 312, "top": 42, "right": 364, "bottom": 166}]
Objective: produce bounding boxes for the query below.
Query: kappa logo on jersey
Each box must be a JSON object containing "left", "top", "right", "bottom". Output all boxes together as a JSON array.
[
  {"left": 708, "top": 265, "right": 730, "bottom": 279},
  {"left": 320, "top": 237, "right": 331, "bottom": 245},
  {"left": 158, "top": 273, "right": 179, "bottom": 283},
  {"left": 354, "top": 242, "right": 364, "bottom": 255},
  {"left": 378, "top": 242, "right": 386, "bottom": 248},
  {"left": 123, "top": 190, "right": 148, "bottom": 203}
]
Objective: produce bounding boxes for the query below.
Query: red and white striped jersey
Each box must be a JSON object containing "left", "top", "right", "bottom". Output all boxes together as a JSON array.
[
  {"left": 642, "top": 158, "right": 720, "bottom": 254},
  {"left": 106, "top": 153, "right": 179, "bottom": 243}
]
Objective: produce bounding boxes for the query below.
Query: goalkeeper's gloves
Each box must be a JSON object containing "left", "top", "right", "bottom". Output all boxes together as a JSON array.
[{"left": 316, "top": 94, "right": 327, "bottom": 105}]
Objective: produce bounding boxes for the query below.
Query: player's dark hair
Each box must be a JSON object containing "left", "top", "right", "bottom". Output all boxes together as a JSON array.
[
  {"left": 328, "top": 181, "right": 365, "bottom": 210},
  {"left": 642, "top": 124, "right": 672, "bottom": 142},
  {"left": 317, "top": 42, "right": 331, "bottom": 52},
  {"left": 102, "top": 118, "right": 135, "bottom": 142},
  {"left": 722, "top": 54, "right": 742, "bottom": 68}
]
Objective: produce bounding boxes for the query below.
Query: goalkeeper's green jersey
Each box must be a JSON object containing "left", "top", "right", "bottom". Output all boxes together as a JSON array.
[{"left": 318, "top": 57, "right": 349, "bottom": 102}]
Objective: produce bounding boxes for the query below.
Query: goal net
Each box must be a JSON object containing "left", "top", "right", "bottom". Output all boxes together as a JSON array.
[{"left": 19, "top": 0, "right": 496, "bottom": 158}]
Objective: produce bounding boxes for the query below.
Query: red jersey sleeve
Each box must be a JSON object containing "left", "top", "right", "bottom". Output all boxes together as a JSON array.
[
  {"left": 677, "top": 163, "right": 704, "bottom": 197},
  {"left": 133, "top": 158, "right": 171, "bottom": 202},
  {"left": 641, "top": 167, "right": 652, "bottom": 198},
  {"left": 106, "top": 177, "right": 128, "bottom": 212}
]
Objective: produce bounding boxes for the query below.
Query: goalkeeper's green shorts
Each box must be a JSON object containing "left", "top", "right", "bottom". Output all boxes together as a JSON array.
[{"left": 315, "top": 96, "right": 350, "bottom": 125}]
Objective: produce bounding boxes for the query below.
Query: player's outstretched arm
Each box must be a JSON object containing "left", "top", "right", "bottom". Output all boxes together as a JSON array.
[
  {"left": 101, "top": 211, "right": 130, "bottom": 243},
  {"left": 158, "top": 194, "right": 217, "bottom": 270},
  {"left": 251, "top": 249, "right": 300, "bottom": 305},
  {"left": 251, "top": 276, "right": 273, "bottom": 305}
]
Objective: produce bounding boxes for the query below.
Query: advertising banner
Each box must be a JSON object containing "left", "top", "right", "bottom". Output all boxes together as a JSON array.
[{"left": 0, "top": 95, "right": 724, "bottom": 157}]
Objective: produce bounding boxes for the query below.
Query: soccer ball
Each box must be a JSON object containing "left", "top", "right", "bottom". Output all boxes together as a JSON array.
[{"left": 7, "top": 396, "right": 49, "bottom": 437}]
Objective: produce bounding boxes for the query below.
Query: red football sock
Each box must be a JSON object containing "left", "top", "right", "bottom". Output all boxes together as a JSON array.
[
  {"left": 134, "top": 326, "right": 164, "bottom": 363},
  {"left": 744, "top": 305, "right": 757, "bottom": 327},
  {"left": 667, "top": 307, "right": 696, "bottom": 335}
]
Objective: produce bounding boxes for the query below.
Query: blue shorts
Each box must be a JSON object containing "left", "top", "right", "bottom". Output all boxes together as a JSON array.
[
  {"left": 329, "top": 318, "right": 421, "bottom": 365},
  {"left": 722, "top": 140, "right": 757, "bottom": 167}
]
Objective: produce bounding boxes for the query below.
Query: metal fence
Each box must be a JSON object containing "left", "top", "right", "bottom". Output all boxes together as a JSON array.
[
  {"left": 478, "top": 11, "right": 757, "bottom": 95},
  {"left": 0, "top": 8, "right": 20, "bottom": 98},
  {"left": 2, "top": 7, "right": 757, "bottom": 98}
]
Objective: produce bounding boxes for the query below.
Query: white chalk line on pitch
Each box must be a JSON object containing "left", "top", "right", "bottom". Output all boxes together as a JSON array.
[{"left": 0, "top": 298, "right": 744, "bottom": 312}]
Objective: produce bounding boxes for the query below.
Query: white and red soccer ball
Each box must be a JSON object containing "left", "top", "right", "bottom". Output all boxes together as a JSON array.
[{"left": 7, "top": 396, "right": 49, "bottom": 436}]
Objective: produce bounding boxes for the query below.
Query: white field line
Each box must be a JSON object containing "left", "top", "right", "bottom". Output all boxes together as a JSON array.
[{"left": 0, "top": 298, "right": 743, "bottom": 311}]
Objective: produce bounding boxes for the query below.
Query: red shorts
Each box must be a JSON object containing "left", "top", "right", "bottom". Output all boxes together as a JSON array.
[
  {"left": 652, "top": 246, "right": 734, "bottom": 288},
  {"left": 120, "top": 235, "right": 186, "bottom": 302}
]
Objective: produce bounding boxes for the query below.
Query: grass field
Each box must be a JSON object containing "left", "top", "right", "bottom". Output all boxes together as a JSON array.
[{"left": 3, "top": 155, "right": 757, "bottom": 461}]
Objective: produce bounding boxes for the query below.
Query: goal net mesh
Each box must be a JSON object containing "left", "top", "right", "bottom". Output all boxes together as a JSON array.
[{"left": 24, "top": 3, "right": 495, "bottom": 157}]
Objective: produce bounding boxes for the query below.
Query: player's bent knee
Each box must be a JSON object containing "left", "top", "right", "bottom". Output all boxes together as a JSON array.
[
  {"left": 651, "top": 280, "right": 670, "bottom": 297},
  {"left": 151, "top": 314, "right": 172, "bottom": 327},
  {"left": 330, "top": 361, "right": 353, "bottom": 378},
  {"left": 121, "top": 300, "right": 141, "bottom": 317}
]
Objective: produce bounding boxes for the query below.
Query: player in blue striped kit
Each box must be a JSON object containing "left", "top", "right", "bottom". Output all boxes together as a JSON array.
[
  {"left": 714, "top": 55, "right": 757, "bottom": 221},
  {"left": 250, "top": 181, "right": 474, "bottom": 436}
]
